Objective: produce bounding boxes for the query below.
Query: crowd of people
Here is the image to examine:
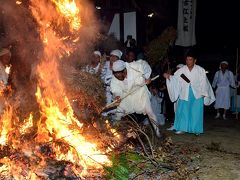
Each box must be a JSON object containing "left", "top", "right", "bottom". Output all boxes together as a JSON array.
[
  {"left": 81, "top": 44, "right": 240, "bottom": 138},
  {"left": 0, "top": 43, "right": 238, "bottom": 138}
]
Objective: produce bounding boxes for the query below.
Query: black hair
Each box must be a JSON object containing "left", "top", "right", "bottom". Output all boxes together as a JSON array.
[
  {"left": 126, "top": 48, "right": 136, "bottom": 55},
  {"left": 113, "top": 69, "right": 125, "bottom": 74},
  {"left": 184, "top": 48, "right": 197, "bottom": 59}
]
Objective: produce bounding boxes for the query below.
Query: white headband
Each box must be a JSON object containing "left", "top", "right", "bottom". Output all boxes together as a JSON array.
[
  {"left": 112, "top": 60, "right": 126, "bottom": 72},
  {"left": 110, "top": 49, "right": 122, "bottom": 59},
  {"left": 93, "top": 50, "right": 101, "bottom": 57},
  {"left": 220, "top": 61, "right": 228, "bottom": 65}
]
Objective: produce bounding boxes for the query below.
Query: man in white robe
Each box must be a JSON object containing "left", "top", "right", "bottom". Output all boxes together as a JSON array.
[
  {"left": 0, "top": 48, "right": 11, "bottom": 114},
  {"left": 84, "top": 51, "right": 102, "bottom": 75},
  {"left": 164, "top": 52, "right": 215, "bottom": 134},
  {"left": 110, "top": 60, "right": 161, "bottom": 137},
  {"left": 212, "top": 61, "right": 235, "bottom": 119},
  {"left": 101, "top": 49, "right": 122, "bottom": 117},
  {"left": 125, "top": 48, "right": 152, "bottom": 79}
]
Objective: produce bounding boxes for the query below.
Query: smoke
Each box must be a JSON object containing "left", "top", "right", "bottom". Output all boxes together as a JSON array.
[
  {"left": 0, "top": 0, "right": 43, "bottom": 118},
  {"left": 0, "top": 0, "right": 100, "bottom": 118},
  {"left": 0, "top": 0, "right": 42, "bottom": 70}
]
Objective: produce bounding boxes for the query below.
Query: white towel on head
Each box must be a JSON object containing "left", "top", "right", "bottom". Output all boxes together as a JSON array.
[
  {"left": 112, "top": 60, "right": 126, "bottom": 72},
  {"left": 94, "top": 50, "right": 101, "bottom": 57},
  {"left": 220, "top": 61, "right": 228, "bottom": 65},
  {"left": 110, "top": 49, "right": 122, "bottom": 59}
]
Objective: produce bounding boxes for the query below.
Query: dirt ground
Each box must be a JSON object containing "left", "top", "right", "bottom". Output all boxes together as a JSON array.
[{"left": 162, "top": 112, "right": 240, "bottom": 180}]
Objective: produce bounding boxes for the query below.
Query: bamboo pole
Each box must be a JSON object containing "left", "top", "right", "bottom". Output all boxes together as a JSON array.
[{"left": 235, "top": 48, "right": 239, "bottom": 119}]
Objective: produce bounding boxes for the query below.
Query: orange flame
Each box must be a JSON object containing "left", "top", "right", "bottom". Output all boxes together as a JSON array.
[
  {"left": 105, "top": 120, "right": 121, "bottom": 140},
  {"left": 0, "top": 106, "right": 12, "bottom": 146},
  {"left": 16, "top": 1, "right": 22, "bottom": 5},
  {"left": 29, "top": 0, "right": 111, "bottom": 176},
  {"left": 19, "top": 113, "right": 33, "bottom": 134},
  {"left": 52, "top": 0, "right": 81, "bottom": 31},
  {"left": 0, "top": 0, "right": 114, "bottom": 178},
  {"left": 5, "top": 65, "right": 11, "bottom": 75},
  {"left": 35, "top": 75, "right": 111, "bottom": 175}
]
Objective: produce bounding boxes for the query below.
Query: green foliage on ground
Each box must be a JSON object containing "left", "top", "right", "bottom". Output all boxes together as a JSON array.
[{"left": 104, "top": 151, "right": 144, "bottom": 180}]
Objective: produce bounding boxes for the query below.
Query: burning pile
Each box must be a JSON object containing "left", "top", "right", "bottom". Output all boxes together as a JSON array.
[{"left": 0, "top": 0, "right": 119, "bottom": 178}]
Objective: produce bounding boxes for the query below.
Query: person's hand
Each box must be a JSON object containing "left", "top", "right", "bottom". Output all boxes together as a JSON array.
[
  {"left": 115, "top": 96, "right": 121, "bottom": 104},
  {"left": 145, "top": 78, "right": 152, "bottom": 85},
  {"left": 163, "top": 73, "right": 170, "bottom": 80}
]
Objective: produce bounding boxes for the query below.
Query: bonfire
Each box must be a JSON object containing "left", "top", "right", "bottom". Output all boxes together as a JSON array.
[
  {"left": 0, "top": 0, "right": 121, "bottom": 179},
  {"left": 0, "top": 1, "right": 204, "bottom": 179}
]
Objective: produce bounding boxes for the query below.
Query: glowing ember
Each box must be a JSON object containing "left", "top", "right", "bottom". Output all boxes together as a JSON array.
[
  {"left": 0, "top": 107, "right": 12, "bottom": 146},
  {"left": 0, "top": 158, "right": 11, "bottom": 175},
  {"left": 16, "top": 1, "right": 22, "bottom": 5},
  {"left": 105, "top": 120, "right": 121, "bottom": 140},
  {"left": 19, "top": 113, "right": 34, "bottom": 134},
  {"left": 5, "top": 65, "right": 11, "bottom": 75}
]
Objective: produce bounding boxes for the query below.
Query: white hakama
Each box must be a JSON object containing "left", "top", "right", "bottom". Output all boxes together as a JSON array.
[{"left": 212, "top": 70, "right": 235, "bottom": 109}]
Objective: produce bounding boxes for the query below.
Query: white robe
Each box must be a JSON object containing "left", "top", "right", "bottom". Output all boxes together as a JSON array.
[
  {"left": 111, "top": 61, "right": 160, "bottom": 137},
  {"left": 0, "top": 62, "right": 9, "bottom": 114},
  {"left": 166, "top": 65, "right": 215, "bottom": 106},
  {"left": 103, "top": 59, "right": 152, "bottom": 105},
  {"left": 101, "top": 61, "right": 113, "bottom": 104},
  {"left": 212, "top": 70, "right": 235, "bottom": 109},
  {"left": 111, "top": 61, "right": 160, "bottom": 123},
  {"left": 111, "top": 61, "right": 151, "bottom": 115},
  {"left": 136, "top": 59, "right": 152, "bottom": 79},
  {"left": 84, "top": 63, "right": 100, "bottom": 75}
]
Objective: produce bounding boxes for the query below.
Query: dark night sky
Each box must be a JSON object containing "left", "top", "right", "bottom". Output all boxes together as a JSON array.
[
  {"left": 196, "top": 1, "right": 240, "bottom": 51},
  {"left": 134, "top": 0, "right": 239, "bottom": 52}
]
